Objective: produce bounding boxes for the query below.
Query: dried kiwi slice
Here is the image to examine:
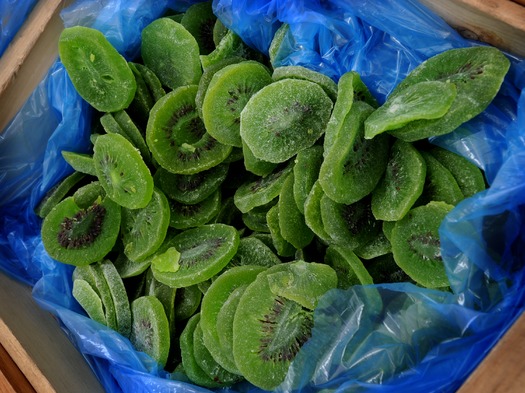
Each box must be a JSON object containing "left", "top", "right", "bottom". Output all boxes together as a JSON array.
[
  {"left": 293, "top": 145, "right": 323, "bottom": 214},
  {"left": 168, "top": 189, "right": 221, "bottom": 229},
  {"left": 121, "top": 187, "right": 171, "bottom": 262},
  {"left": 146, "top": 85, "right": 232, "bottom": 175},
  {"left": 72, "top": 181, "right": 105, "bottom": 209},
  {"left": 202, "top": 61, "right": 273, "bottom": 147},
  {"left": 232, "top": 263, "right": 315, "bottom": 391},
  {"left": 151, "top": 224, "right": 240, "bottom": 288},
  {"left": 72, "top": 278, "right": 107, "bottom": 326},
  {"left": 58, "top": 26, "right": 136, "bottom": 112},
  {"left": 324, "top": 244, "right": 373, "bottom": 288},
  {"left": 174, "top": 284, "right": 202, "bottom": 321},
  {"left": 180, "top": 1, "right": 217, "bottom": 55},
  {"left": 303, "top": 180, "right": 331, "bottom": 243},
  {"left": 61, "top": 152, "right": 97, "bottom": 177},
  {"left": 141, "top": 18, "right": 202, "bottom": 90},
  {"left": 229, "top": 236, "right": 282, "bottom": 267},
  {"left": 41, "top": 195, "right": 121, "bottom": 266},
  {"left": 391, "top": 201, "right": 454, "bottom": 288},
  {"left": 201, "top": 265, "right": 266, "bottom": 374},
  {"left": 272, "top": 65, "right": 338, "bottom": 102},
  {"left": 93, "top": 133, "right": 154, "bottom": 209},
  {"left": 130, "top": 295, "right": 170, "bottom": 368},
  {"left": 387, "top": 46, "right": 510, "bottom": 141},
  {"left": 35, "top": 171, "right": 86, "bottom": 218},
  {"left": 418, "top": 151, "right": 464, "bottom": 206},
  {"left": 266, "top": 204, "right": 296, "bottom": 258},
  {"left": 241, "top": 139, "right": 278, "bottom": 177},
  {"left": 240, "top": 78, "right": 333, "bottom": 163}
]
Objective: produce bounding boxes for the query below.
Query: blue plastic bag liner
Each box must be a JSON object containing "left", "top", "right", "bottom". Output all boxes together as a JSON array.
[
  {"left": 0, "top": 0, "right": 39, "bottom": 56},
  {"left": 1, "top": 0, "right": 524, "bottom": 391}
]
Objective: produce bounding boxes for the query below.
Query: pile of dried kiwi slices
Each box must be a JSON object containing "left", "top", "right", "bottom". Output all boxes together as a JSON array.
[{"left": 37, "top": 2, "right": 511, "bottom": 391}]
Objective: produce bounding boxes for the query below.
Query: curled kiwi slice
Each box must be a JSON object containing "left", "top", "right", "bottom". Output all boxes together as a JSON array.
[
  {"left": 240, "top": 78, "right": 333, "bottom": 163},
  {"left": 387, "top": 46, "right": 510, "bottom": 141},
  {"left": 58, "top": 26, "right": 136, "bottom": 113},
  {"left": 391, "top": 201, "right": 454, "bottom": 288},
  {"left": 293, "top": 145, "right": 323, "bottom": 215},
  {"left": 324, "top": 244, "right": 373, "bottom": 288},
  {"left": 72, "top": 279, "right": 107, "bottom": 326},
  {"left": 241, "top": 139, "right": 278, "bottom": 177},
  {"left": 141, "top": 18, "right": 202, "bottom": 90},
  {"left": 152, "top": 224, "right": 240, "bottom": 288},
  {"left": 266, "top": 204, "right": 296, "bottom": 258},
  {"left": 93, "top": 133, "right": 154, "bottom": 210},
  {"left": 418, "top": 151, "right": 464, "bottom": 206},
  {"left": 41, "top": 195, "right": 121, "bottom": 266},
  {"left": 303, "top": 180, "right": 331, "bottom": 243},
  {"left": 35, "top": 171, "right": 86, "bottom": 218},
  {"left": 146, "top": 85, "right": 232, "bottom": 175},
  {"left": 202, "top": 61, "right": 273, "bottom": 147}
]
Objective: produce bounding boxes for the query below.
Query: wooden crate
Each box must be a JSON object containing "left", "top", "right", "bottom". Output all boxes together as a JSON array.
[{"left": 0, "top": 0, "right": 524, "bottom": 391}]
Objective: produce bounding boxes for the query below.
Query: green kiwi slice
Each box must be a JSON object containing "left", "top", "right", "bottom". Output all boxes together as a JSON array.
[
  {"left": 144, "top": 268, "right": 177, "bottom": 337},
  {"left": 364, "top": 81, "right": 457, "bottom": 140},
  {"left": 168, "top": 189, "right": 221, "bottom": 229},
  {"left": 391, "top": 201, "right": 454, "bottom": 288},
  {"left": 174, "top": 284, "right": 202, "bottom": 321},
  {"left": 132, "top": 62, "right": 166, "bottom": 102},
  {"left": 72, "top": 181, "right": 106, "bottom": 209},
  {"left": 303, "top": 180, "right": 331, "bottom": 243},
  {"left": 202, "top": 61, "right": 273, "bottom": 147},
  {"left": 93, "top": 133, "right": 154, "bottom": 209},
  {"left": 35, "top": 171, "right": 86, "bottom": 218},
  {"left": 61, "top": 152, "right": 97, "bottom": 177},
  {"left": 58, "top": 26, "right": 136, "bottom": 112},
  {"left": 428, "top": 146, "right": 486, "bottom": 198},
  {"left": 141, "top": 18, "right": 202, "bottom": 90},
  {"left": 266, "top": 260, "right": 338, "bottom": 310},
  {"left": 229, "top": 236, "right": 282, "bottom": 267},
  {"left": 128, "top": 62, "right": 155, "bottom": 127},
  {"left": 146, "top": 85, "right": 232, "bottom": 175},
  {"left": 156, "top": 163, "right": 228, "bottom": 205},
  {"left": 41, "top": 195, "right": 121, "bottom": 266},
  {"left": 200, "top": 265, "right": 266, "bottom": 374},
  {"left": 192, "top": 320, "right": 243, "bottom": 385},
  {"left": 320, "top": 194, "right": 380, "bottom": 250},
  {"left": 240, "top": 78, "right": 333, "bottom": 163},
  {"left": 212, "top": 18, "right": 228, "bottom": 47},
  {"left": 130, "top": 295, "right": 170, "bottom": 368},
  {"left": 113, "top": 251, "right": 151, "bottom": 279},
  {"left": 371, "top": 139, "right": 427, "bottom": 221},
  {"left": 278, "top": 172, "right": 314, "bottom": 249},
  {"left": 272, "top": 65, "right": 338, "bottom": 102},
  {"left": 319, "top": 100, "right": 389, "bottom": 205},
  {"left": 72, "top": 278, "right": 107, "bottom": 326},
  {"left": 121, "top": 187, "right": 171, "bottom": 262},
  {"left": 233, "top": 162, "right": 293, "bottom": 213},
  {"left": 241, "top": 201, "right": 274, "bottom": 233},
  {"left": 241, "top": 139, "right": 278, "bottom": 177},
  {"left": 366, "top": 253, "right": 414, "bottom": 284},
  {"left": 387, "top": 46, "right": 510, "bottom": 142},
  {"left": 354, "top": 231, "right": 392, "bottom": 260},
  {"left": 324, "top": 244, "right": 373, "bottom": 288},
  {"left": 293, "top": 145, "right": 323, "bottom": 215},
  {"left": 418, "top": 151, "right": 464, "bottom": 206},
  {"left": 232, "top": 263, "right": 314, "bottom": 391},
  {"left": 266, "top": 204, "right": 296, "bottom": 257},
  {"left": 180, "top": 1, "right": 217, "bottom": 55},
  {"left": 151, "top": 224, "right": 240, "bottom": 288}
]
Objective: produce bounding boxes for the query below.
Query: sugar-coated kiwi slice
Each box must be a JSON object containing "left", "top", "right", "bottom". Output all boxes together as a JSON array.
[
  {"left": 130, "top": 295, "right": 170, "bottom": 368},
  {"left": 127, "top": 62, "right": 155, "bottom": 128},
  {"left": 428, "top": 145, "right": 486, "bottom": 198},
  {"left": 324, "top": 244, "right": 373, "bottom": 288},
  {"left": 61, "top": 152, "right": 97, "bottom": 177},
  {"left": 58, "top": 26, "right": 136, "bottom": 112},
  {"left": 303, "top": 180, "right": 332, "bottom": 244},
  {"left": 320, "top": 194, "right": 380, "bottom": 250},
  {"left": 241, "top": 78, "right": 333, "bottom": 163},
  {"left": 366, "top": 253, "right": 414, "bottom": 284},
  {"left": 121, "top": 187, "right": 170, "bottom": 262},
  {"left": 232, "top": 263, "right": 314, "bottom": 391},
  {"left": 241, "top": 139, "right": 278, "bottom": 177},
  {"left": 202, "top": 61, "right": 273, "bottom": 147},
  {"left": 319, "top": 100, "right": 389, "bottom": 205},
  {"left": 233, "top": 162, "right": 293, "bottom": 213},
  {"left": 418, "top": 151, "right": 464, "bottom": 206},
  {"left": 168, "top": 188, "right": 221, "bottom": 229},
  {"left": 132, "top": 62, "right": 166, "bottom": 102},
  {"left": 266, "top": 204, "right": 296, "bottom": 257},
  {"left": 371, "top": 139, "right": 427, "bottom": 221},
  {"left": 174, "top": 284, "right": 202, "bottom": 321},
  {"left": 293, "top": 145, "right": 323, "bottom": 215},
  {"left": 391, "top": 201, "right": 454, "bottom": 288},
  {"left": 180, "top": 1, "right": 217, "bottom": 55},
  {"left": 146, "top": 85, "right": 232, "bottom": 175},
  {"left": 364, "top": 81, "right": 457, "bottom": 140},
  {"left": 268, "top": 23, "right": 293, "bottom": 67},
  {"left": 241, "top": 201, "right": 274, "bottom": 233},
  {"left": 141, "top": 18, "right": 202, "bottom": 90},
  {"left": 272, "top": 65, "right": 338, "bottom": 102},
  {"left": 35, "top": 171, "right": 86, "bottom": 218},
  {"left": 192, "top": 320, "right": 244, "bottom": 385},
  {"left": 201, "top": 265, "right": 266, "bottom": 374},
  {"left": 212, "top": 18, "right": 229, "bottom": 47},
  {"left": 156, "top": 163, "right": 228, "bottom": 205},
  {"left": 278, "top": 172, "right": 314, "bottom": 249},
  {"left": 354, "top": 231, "right": 392, "bottom": 260},
  {"left": 266, "top": 260, "right": 338, "bottom": 310},
  {"left": 93, "top": 133, "right": 154, "bottom": 209},
  {"left": 72, "top": 181, "right": 106, "bottom": 209},
  {"left": 144, "top": 268, "right": 177, "bottom": 340},
  {"left": 387, "top": 46, "right": 510, "bottom": 142},
  {"left": 113, "top": 251, "right": 151, "bottom": 279},
  {"left": 152, "top": 224, "right": 240, "bottom": 288},
  {"left": 72, "top": 278, "right": 107, "bottom": 326},
  {"left": 230, "top": 236, "right": 282, "bottom": 267},
  {"left": 41, "top": 195, "right": 121, "bottom": 266}
]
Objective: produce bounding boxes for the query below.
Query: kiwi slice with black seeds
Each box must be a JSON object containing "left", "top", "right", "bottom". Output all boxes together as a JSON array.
[
  {"left": 41, "top": 195, "right": 121, "bottom": 266},
  {"left": 180, "top": 1, "right": 217, "bottom": 55},
  {"left": 146, "top": 85, "right": 232, "bottom": 175},
  {"left": 35, "top": 171, "right": 86, "bottom": 218}
]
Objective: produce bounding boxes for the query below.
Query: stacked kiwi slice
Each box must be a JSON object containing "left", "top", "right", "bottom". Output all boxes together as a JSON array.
[{"left": 39, "top": 1, "right": 510, "bottom": 390}]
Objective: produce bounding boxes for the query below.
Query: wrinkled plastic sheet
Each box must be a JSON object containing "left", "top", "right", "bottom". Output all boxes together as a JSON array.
[{"left": 1, "top": 0, "right": 524, "bottom": 392}]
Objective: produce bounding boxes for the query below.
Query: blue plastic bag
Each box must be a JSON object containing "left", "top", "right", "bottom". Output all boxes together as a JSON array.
[
  {"left": 0, "top": 0, "right": 39, "bottom": 56},
  {"left": 1, "top": 0, "right": 524, "bottom": 392}
]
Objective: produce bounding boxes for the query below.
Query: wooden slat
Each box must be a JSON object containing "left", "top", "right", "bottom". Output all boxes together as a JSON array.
[
  {"left": 0, "top": 343, "right": 36, "bottom": 393},
  {"left": 418, "top": 0, "right": 525, "bottom": 57},
  {"left": 0, "top": 0, "right": 72, "bottom": 133},
  {"left": 0, "top": 273, "right": 104, "bottom": 392}
]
